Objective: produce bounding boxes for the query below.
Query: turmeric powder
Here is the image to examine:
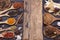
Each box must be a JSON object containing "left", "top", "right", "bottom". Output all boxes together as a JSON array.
[{"left": 7, "top": 18, "right": 16, "bottom": 25}]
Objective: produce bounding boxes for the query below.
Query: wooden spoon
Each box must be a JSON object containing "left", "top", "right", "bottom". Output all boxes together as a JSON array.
[
  {"left": 0, "top": 18, "right": 16, "bottom": 25},
  {"left": 2, "top": 31, "right": 15, "bottom": 38},
  {"left": 0, "top": 12, "right": 9, "bottom": 17},
  {"left": 44, "top": 13, "right": 60, "bottom": 25},
  {"left": 7, "top": 26, "right": 17, "bottom": 31},
  {"left": 0, "top": 26, "right": 16, "bottom": 32},
  {"left": 0, "top": 0, "right": 11, "bottom": 11},
  {"left": 0, "top": 11, "right": 18, "bottom": 17},
  {"left": 44, "top": 25, "right": 60, "bottom": 38},
  {"left": 0, "top": 2, "right": 24, "bottom": 14},
  {"left": 15, "top": 13, "right": 23, "bottom": 25}
]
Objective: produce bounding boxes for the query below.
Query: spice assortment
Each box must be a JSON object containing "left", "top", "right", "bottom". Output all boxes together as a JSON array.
[
  {"left": 0, "top": 2, "right": 24, "bottom": 15},
  {"left": 0, "top": 0, "right": 11, "bottom": 11},
  {"left": 0, "top": 10, "right": 20, "bottom": 17},
  {"left": 0, "top": 0, "right": 24, "bottom": 40},
  {"left": 43, "top": 0, "right": 60, "bottom": 40}
]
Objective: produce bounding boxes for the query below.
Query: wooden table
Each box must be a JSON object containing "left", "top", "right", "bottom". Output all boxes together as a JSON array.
[{"left": 23, "top": 0, "right": 43, "bottom": 40}]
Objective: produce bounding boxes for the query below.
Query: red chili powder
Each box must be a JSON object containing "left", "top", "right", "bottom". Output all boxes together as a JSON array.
[
  {"left": 4, "top": 32, "right": 14, "bottom": 38},
  {"left": 13, "top": 2, "right": 24, "bottom": 9}
]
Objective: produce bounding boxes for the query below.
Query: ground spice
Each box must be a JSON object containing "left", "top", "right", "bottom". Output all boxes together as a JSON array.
[
  {"left": 7, "top": 18, "right": 16, "bottom": 25},
  {"left": 4, "top": 32, "right": 14, "bottom": 38},
  {"left": 13, "top": 2, "right": 24, "bottom": 9}
]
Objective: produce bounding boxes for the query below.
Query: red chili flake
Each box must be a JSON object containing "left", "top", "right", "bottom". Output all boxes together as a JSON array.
[{"left": 4, "top": 32, "right": 15, "bottom": 38}]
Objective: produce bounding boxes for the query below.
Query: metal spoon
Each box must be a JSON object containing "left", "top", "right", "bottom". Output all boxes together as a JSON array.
[{"left": 44, "top": 12, "right": 60, "bottom": 25}]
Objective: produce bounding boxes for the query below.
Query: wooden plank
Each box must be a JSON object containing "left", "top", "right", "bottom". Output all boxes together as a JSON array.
[
  {"left": 23, "top": 0, "right": 43, "bottom": 40},
  {"left": 28, "top": 0, "right": 43, "bottom": 40},
  {"left": 23, "top": 0, "right": 31, "bottom": 40}
]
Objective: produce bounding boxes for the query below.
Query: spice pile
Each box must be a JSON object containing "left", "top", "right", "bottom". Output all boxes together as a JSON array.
[{"left": 0, "top": 0, "right": 24, "bottom": 40}]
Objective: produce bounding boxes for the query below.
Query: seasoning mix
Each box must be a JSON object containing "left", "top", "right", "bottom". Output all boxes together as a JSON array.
[{"left": 0, "top": 0, "right": 24, "bottom": 40}]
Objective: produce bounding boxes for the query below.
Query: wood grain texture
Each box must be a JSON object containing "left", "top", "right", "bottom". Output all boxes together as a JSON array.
[
  {"left": 23, "top": 0, "right": 30, "bottom": 40},
  {"left": 23, "top": 0, "right": 43, "bottom": 40}
]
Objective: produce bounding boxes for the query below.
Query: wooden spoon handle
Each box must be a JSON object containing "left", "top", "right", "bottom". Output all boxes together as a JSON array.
[
  {"left": 0, "top": 22, "right": 6, "bottom": 24},
  {"left": 0, "top": 14, "right": 9, "bottom": 17},
  {"left": 0, "top": 20, "right": 7, "bottom": 24},
  {"left": 0, "top": 8, "right": 12, "bottom": 15},
  {"left": 46, "top": 25, "right": 60, "bottom": 35},
  {"left": 55, "top": 18, "right": 60, "bottom": 21},
  {"left": 15, "top": 13, "right": 23, "bottom": 25},
  {"left": 56, "top": 30, "right": 60, "bottom": 35}
]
